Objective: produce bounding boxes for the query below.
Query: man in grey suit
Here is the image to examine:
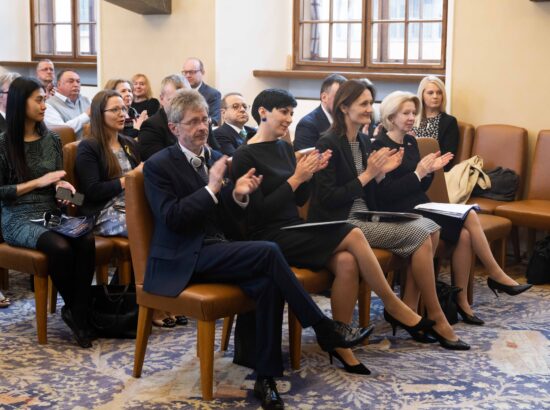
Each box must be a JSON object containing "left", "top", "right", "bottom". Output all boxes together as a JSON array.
[{"left": 182, "top": 57, "right": 222, "bottom": 125}]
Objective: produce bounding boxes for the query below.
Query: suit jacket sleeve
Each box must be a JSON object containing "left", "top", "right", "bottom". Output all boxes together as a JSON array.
[
  {"left": 76, "top": 139, "right": 123, "bottom": 203},
  {"left": 214, "top": 126, "right": 237, "bottom": 156},
  {"left": 439, "top": 114, "right": 459, "bottom": 171},
  {"left": 206, "top": 89, "right": 222, "bottom": 125},
  {"left": 294, "top": 117, "right": 320, "bottom": 151},
  {"left": 313, "top": 136, "right": 365, "bottom": 210},
  {"left": 138, "top": 116, "right": 168, "bottom": 161}
]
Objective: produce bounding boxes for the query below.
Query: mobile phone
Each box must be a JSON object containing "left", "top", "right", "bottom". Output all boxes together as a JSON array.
[{"left": 55, "top": 187, "right": 84, "bottom": 206}]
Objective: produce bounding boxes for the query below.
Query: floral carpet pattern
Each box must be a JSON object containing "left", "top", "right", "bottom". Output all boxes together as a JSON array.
[{"left": 0, "top": 265, "right": 549, "bottom": 410}]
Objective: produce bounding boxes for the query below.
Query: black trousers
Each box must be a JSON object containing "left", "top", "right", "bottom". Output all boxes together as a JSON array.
[
  {"left": 36, "top": 231, "right": 95, "bottom": 326},
  {"left": 190, "top": 240, "right": 325, "bottom": 377}
]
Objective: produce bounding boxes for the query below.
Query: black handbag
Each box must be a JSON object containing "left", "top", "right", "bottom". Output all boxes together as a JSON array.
[
  {"left": 526, "top": 236, "right": 550, "bottom": 285},
  {"left": 89, "top": 283, "right": 138, "bottom": 339},
  {"left": 435, "top": 281, "right": 462, "bottom": 325}
]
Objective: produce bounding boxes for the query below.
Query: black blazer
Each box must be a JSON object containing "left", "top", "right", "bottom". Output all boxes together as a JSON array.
[
  {"left": 438, "top": 112, "right": 459, "bottom": 171},
  {"left": 213, "top": 123, "right": 256, "bottom": 156},
  {"left": 372, "top": 130, "right": 432, "bottom": 212},
  {"left": 76, "top": 134, "right": 140, "bottom": 217},
  {"left": 143, "top": 146, "right": 244, "bottom": 297},
  {"left": 198, "top": 82, "right": 222, "bottom": 125},
  {"left": 293, "top": 105, "right": 331, "bottom": 151},
  {"left": 308, "top": 130, "right": 379, "bottom": 222}
]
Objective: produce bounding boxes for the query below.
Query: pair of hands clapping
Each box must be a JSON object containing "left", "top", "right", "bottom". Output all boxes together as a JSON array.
[
  {"left": 358, "top": 147, "right": 404, "bottom": 185},
  {"left": 207, "top": 155, "right": 263, "bottom": 201},
  {"left": 415, "top": 151, "right": 454, "bottom": 179},
  {"left": 292, "top": 149, "right": 332, "bottom": 184}
]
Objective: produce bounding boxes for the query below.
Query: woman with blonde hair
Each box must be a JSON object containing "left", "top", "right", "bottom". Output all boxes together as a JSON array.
[
  {"left": 373, "top": 91, "right": 532, "bottom": 327},
  {"left": 131, "top": 73, "right": 160, "bottom": 116},
  {"left": 413, "top": 76, "right": 457, "bottom": 171},
  {"left": 104, "top": 78, "right": 147, "bottom": 138}
]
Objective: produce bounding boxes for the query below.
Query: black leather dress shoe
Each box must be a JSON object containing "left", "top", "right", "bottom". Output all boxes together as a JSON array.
[
  {"left": 430, "top": 328, "right": 470, "bottom": 350},
  {"left": 61, "top": 306, "right": 92, "bottom": 348},
  {"left": 314, "top": 318, "right": 374, "bottom": 352},
  {"left": 254, "top": 377, "right": 284, "bottom": 410},
  {"left": 457, "top": 305, "right": 485, "bottom": 326},
  {"left": 174, "top": 315, "right": 188, "bottom": 326},
  {"left": 487, "top": 278, "right": 533, "bottom": 297}
]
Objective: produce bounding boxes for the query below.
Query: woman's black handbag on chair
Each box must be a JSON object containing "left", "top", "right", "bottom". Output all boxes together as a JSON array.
[{"left": 89, "top": 284, "right": 138, "bottom": 338}]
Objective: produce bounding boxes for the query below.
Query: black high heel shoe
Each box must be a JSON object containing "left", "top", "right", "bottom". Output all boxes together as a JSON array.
[
  {"left": 429, "top": 328, "right": 470, "bottom": 350},
  {"left": 456, "top": 304, "right": 484, "bottom": 326},
  {"left": 383, "top": 310, "right": 436, "bottom": 343},
  {"left": 328, "top": 350, "right": 371, "bottom": 375},
  {"left": 487, "top": 278, "right": 532, "bottom": 297}
]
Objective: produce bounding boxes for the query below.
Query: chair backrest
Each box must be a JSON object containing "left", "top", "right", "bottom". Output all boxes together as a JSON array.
[
  {"left": 416, "top": 137, "right": 451, "bottom": 203},
  {"left": 454, "top": 121, "right": 474, "bottom": 166},
  {"left": 472, "top": 124, "right": 528, "bottom": 199},
  {"left": 62, "top": 141, "right": 80, "bottom": 188},
  {"left": 125, "top": 168, "right": 153, "bottom": 285},
  {"left": 50, "top": 125, "right": 77, "bottom": 146},
  {"left": 527, "top": 130, "right": 550, "bottom": 200}
]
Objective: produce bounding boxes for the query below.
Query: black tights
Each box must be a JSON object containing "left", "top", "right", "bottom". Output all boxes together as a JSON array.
[{"left": 36, "top": 231, "right": 95, "bottom": 326}]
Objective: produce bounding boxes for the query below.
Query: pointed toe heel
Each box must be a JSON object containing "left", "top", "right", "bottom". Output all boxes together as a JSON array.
[
  {"left": 487, "top": 278, "right": 533, "bottom": 297},
  {"left": 328, "top": 351, "right": 371, "bottom": 375}
]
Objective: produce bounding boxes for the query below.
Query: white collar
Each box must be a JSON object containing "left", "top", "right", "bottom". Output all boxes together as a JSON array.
[
  {"left": 226, "top": 122, "right": 244, "bottom": 134},
  {"left": 321, "top": 104, "right": 333, "bottom": 124},
  {"left": 178, "top": 142, "right": 205, "bottom": 163},
  {"left": 54, "top": 91, "right": 78, "bottom": 104},
  {"left": 192, "top": 81, "right": 204, "bottom": 91}
]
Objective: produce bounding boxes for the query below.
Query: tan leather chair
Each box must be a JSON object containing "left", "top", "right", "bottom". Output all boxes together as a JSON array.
[
  {"left": 417, "top": 137, "right": 512, "bottom": 303},
  {"left": 451, "top": 121, "right": 475, "bottom": 167},
  {"left": 125, "top": 168, "right": 255, "bottom": 401},
  {"left": 466, "top": 125, "right": 528, "bottom": 214},
  {"left": 495, "top": 130, "right": 550, "bottom": 255},
  {"left": 49, "top": 125, "right": 77, "bottom": 146},
  {"left": 63, "top": 142, "right": 132, "bottom": 284}
]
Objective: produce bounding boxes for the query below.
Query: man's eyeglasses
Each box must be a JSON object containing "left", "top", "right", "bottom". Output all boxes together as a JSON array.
[
  {"left": 103, "top": 107, "right": 129, "bottom": 115},
  {"left": 177, "top": 117, "right": 211, "bottom": 128},
  {"left": 0, "top": 91, "right": 8, "bottom": 95},
  {"left": 229, "top": 103, "right": 248, "bottom": 111},
  {"left": 182, "top": 70, "right": 200, "bottom": 75}
]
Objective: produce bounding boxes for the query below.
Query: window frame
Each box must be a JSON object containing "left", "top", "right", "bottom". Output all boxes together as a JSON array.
[
  {"left": 292, "top": 0, "right": 448, "bottom": 75},
  {"left": 30, "top": 0, "right": 97, "bottom": 63}
]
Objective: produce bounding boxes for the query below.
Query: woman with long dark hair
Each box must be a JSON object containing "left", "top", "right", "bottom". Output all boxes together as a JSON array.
[
  {"left": 308, "top": 80, "right": 469, "bottom": 350},
  {"left": 232, "top": 88, "right": 435, "bottom": 375},
  {"left": 0, "top": 77, "right": 95, "bottom": 347}
]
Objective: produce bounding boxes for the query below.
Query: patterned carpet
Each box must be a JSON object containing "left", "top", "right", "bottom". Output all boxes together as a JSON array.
[{"left": 0, "top": 264, "right": 549, "bottom": 410}]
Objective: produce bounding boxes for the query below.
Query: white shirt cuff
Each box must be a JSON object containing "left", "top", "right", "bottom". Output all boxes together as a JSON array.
[
  {"left": 414, "top": 171, "right": 422, "bottom": 181},
  {"left": 205, "top": 186, "right": 218, "bottom": 204},
  {"left": 233, "top": 191, "right": 249, "bottom": 208}
]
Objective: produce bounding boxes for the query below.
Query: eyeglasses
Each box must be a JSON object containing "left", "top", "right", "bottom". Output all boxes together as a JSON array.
[
  {"left": 182, "top": 70, "right": 200, "bottom": 75},
  {"left": 229, "top": 103, "right": 248, "bottom": 111},
  {"left": 43, "top": 211, "right": 62, "bottom": 228},
  {"left": 177, "top": 117, "right": 211, "bottom": 128},
  {"left": 0, "top": 91, "right": 8, "bottom": 95},
  {"left": 103, "top": 106, "right": 128, "bottom": 115}
]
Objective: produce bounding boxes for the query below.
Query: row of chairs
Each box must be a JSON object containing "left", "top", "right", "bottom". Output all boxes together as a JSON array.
[{"left": 453, "top": 123, "right": 550, "bottom": 257}]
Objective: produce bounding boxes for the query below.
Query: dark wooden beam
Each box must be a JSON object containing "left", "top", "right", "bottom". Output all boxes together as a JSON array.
[{"left": 104, "top": 0, "right": 171, "bottom": 15}]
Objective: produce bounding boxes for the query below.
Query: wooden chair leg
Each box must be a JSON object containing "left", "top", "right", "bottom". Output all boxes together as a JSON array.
[
  {"left": 511, "top": 226, "right": 521, "bottom": 262},
  {"left": 495, "top": 238, "right": 506, "bottom": 270},
  {"left": 358, "top": 281, "right": 371, "bottom": 346},
  {"left": 34, "top": 275, "right": 48, "bottom": 344},
  {"left": 133, "top": 305, "right": 154, "bottom": 378},
  {"left": 0, "top": 267, "right": 8, "bottom": 290},
  {"left": 197, "top": 320, "right": 216, "bottom": 401},
  {"left": 288, "top": 309, "right": 302, "bottom": 370},
  {"left": 220, "top": 316, "right": 234, "bottom": 351},
  {"left": 96, "top": 264, "right": 109, "bottom": 285},
  {"left": 118, "top": 260, "right": 132, "bottom": 284},
  {"left": 48, "top": 277, "right": 57, "bottom": 314}
]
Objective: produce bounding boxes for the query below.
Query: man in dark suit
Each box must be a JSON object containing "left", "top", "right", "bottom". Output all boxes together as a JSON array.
[
  {"left": 144, "top": 89, "right": 372, "bottom": 410},
  {"left": 182, "top": 58, "right": 222, "bottom": 125},
  {"left": 139, "top": 74, "right": 220, "bottom": 160},
  {"left": 293, "top": 74, "right": 347, "bottom": 151},
  {"left": 213, "top": 92, "right": 256, "bottom": 156}
]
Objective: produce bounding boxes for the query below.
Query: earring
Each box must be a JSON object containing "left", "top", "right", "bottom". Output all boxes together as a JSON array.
[{"left": 261, "top": 117, "right": 267, "bottom": 122}]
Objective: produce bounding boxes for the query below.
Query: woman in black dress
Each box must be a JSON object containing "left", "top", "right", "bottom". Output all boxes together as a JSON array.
[
  {"left": 131, "top": 73, "right": 160, "bottom": 116},
  {"left": 412, "top": 76, "right": 458, "bottom": 171},
  {"left": 0, "top": 77, "right": 95, "bottom": 347},
  {"left": 232, "top": 89, "right": 433, "bottom": 374},
  {"left": 373, "top": 91, "right": 532, "bottom": 325},
  {"left": 309, "top": 79, "right": 469, "bottom": 350}
]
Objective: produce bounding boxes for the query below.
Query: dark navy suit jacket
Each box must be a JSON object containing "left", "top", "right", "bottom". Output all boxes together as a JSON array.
[
  {"left": 198, "top": 82, "right": 222, "bottom": 125},
  {"left": 213, "top": 123, "right": 256, "bottom": 156},
  {"left": 293, "top": 105, "right": 331, "bottom": 151},
  {"left": 143, "top": 145, "right": 244, "bottom": 297}
]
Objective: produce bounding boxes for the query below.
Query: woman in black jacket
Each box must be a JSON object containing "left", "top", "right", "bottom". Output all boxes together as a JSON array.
[{"left": 412, "top": 76, "right": 458, "bottom": 171}]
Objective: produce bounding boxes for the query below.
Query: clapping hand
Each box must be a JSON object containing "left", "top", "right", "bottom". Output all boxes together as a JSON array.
[
  {"left": 380, "top": 147, "right": 404, "bottom": 174},
  {"left": 234, "top": 168, "right": 263, "bottom": 201},
  {"left": 431, "top": 151, "right": 454, "bottom": 171},
  {"left": 313, "top": 149, "right": 332, "bottom": 172},
  {"left": 207, "top": 156, "right": 228, "bottom": 194},
  {"left": 294, "top": 149, "right": 322, "bottom": 183}
]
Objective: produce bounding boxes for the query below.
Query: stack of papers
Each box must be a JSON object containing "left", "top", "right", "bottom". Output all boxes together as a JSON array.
[{"left": 414, "top": 202, "right": 480, "bottom": 219}]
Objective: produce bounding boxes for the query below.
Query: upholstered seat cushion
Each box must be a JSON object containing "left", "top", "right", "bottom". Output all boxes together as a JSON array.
[
  {"left": 108, "top": 236, "right": 131, "bottom": 258},
  {"left": 136, "top": 283, "right": 255, "bottom": 321},
  {"left": 495, "top": 200, "right": 550, "bottom": 229},
  {"left": 291, "top": 267, "right": 333, "bottom": 293},
  {"left": 95, "top": 236, "right": 114, "bottom": 265},
  {"left": 468, "top": 197, "right": 507, "bottom": 214},
  {"left": 0, "top": 243, "right": 48, "bottom": 276},
  {"left": 477, "top": 214, "right": 512, "bottom": 242}
]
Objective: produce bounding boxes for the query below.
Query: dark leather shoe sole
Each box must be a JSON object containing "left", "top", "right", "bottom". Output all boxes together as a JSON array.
[
  {"left": 61, "top": 306, "right": 93, "bottom": 348},
  {"left": 253, "top": 378, "right": 285, "bottom": 410}
]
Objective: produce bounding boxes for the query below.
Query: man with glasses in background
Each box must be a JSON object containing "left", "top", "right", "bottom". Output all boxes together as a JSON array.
[
  {"left": 213, "top": 92, "right": 256, "bottom": 156},
  {"left": 45, "top": 69, "right": 91, "bottom": 139},
  {"left": 36, "top": 59, "right": 56, "bottom": 98},
  {"left": 182, "top": 57, "right": 222, "bottom": 125}
]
